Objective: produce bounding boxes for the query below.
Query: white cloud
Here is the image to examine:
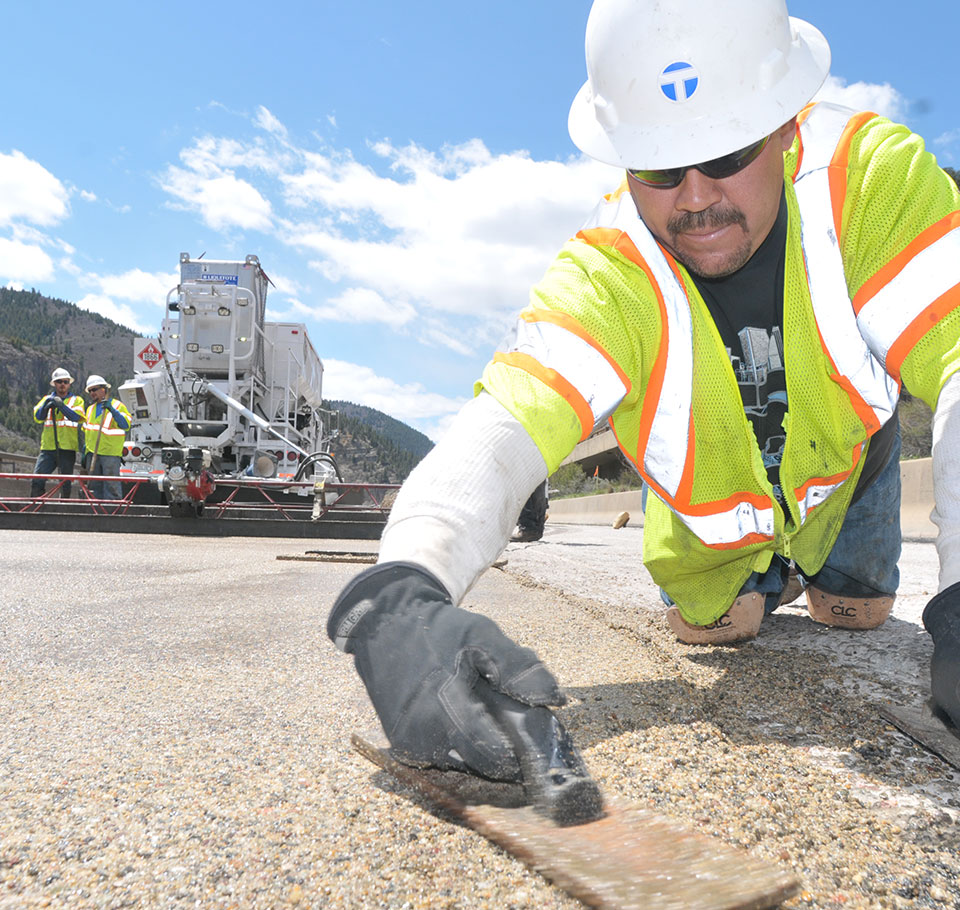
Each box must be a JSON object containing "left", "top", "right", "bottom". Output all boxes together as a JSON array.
[
  {"left": 265, "top": 297, "right": 314, "bottom": 322},
  {"left": 179, "top": 135, "right": 289, "bottom": 176},
  {"left": 934, "top": 128, "right": 960, "bottom": 165},
  {"left": 280, "top": 140, "right": 614, "bottom": 326},
  {"left": 261, "top": 268, "right": 301, "bottom": 299},
  {"left": 0, "top": 151, "right": 70, "bottom": 228},
  {"left": 813, "top": 76, "right": 908, "bottom": 122},
  {"left": 322, "top": 358, "right": 467, "bottom": 441},
  {"left": 79, "top": 189, "right": 97, "bottom": 202},
  {"left": 255, "top": 105, "right": 288, "bottom": 139},
  {"left": 87, "top": 268, "right": 179, "bottom": 305},
  {"left": 161, "top": 120, "right": 617, "bottom": 361},
  {"left": 161, "top": 169, "right": 273, "bottom": 231},
  {"left": 75, "top": 293, "right": 154, "bottom": 334},
  {"left": 309, "top": 286, "right": 416, "bottom": 328},
  {"left": 0, "top": 237, "right": 55, "bottom": 282}
]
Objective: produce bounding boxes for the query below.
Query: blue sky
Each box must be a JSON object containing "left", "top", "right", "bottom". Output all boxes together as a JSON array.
[{"left": 2, "top": 0, "right": 957, "bottom": 439}]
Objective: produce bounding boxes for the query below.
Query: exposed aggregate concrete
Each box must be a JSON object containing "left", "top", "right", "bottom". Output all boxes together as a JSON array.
[{"left": 1, "top": 525, "right": 958, "bottom": 909}]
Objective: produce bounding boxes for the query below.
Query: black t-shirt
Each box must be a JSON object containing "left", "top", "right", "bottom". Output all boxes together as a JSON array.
[{"left": 689, "top": 190, "right": 896, "bottom": 508}]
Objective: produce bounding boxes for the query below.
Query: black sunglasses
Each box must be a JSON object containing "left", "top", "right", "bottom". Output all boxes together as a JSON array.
[{"left": 627, "top": 134, "right": 771, "bottom": 189}]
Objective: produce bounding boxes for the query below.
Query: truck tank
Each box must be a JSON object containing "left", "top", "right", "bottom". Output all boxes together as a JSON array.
[{"left": 118, "top": 253, "right": 337, "bottom": 485}]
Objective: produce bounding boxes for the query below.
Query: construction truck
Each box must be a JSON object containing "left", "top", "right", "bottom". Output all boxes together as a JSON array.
[{"left": 118, "top": 253, "right": 339, "bottom": 515}]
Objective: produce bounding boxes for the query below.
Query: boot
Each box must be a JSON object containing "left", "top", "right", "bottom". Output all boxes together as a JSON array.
[
  {"left": 805, "top": 586, "right": 894, "bottom": 630},
  {"left": 666, "top": 592, "right": 765, "bottom": 645},
  {"left": 778, "top": 567, "right": 805, "bottom": 606}
]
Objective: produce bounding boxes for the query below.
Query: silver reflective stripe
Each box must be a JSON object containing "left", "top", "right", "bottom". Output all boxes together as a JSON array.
[
  {"left": 583, "top": 191, "right": 693, "bottom": 498},
  {"left": 796, "top": 102, "right": 853, "bottom": 171},
  {"left": 796, "top": 478, "right": 845, "bottom": 524},
  {"left": 858, "top": 225, "right": 960, "bottom": 364},
  {"left": 677, "top": 499, "right": 776, "bottom": 545},
  {"left": 795, "top": 108, "right": 899, "bottom": 429},
  {"left": 507, "top": 318, "right": 627, "bottom": 427},
  {"left": 85, "top": 409, "right": 126, "bottom": 435}
]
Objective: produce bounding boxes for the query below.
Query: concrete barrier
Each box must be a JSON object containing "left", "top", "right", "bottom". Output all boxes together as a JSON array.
[{"left": 548, "top": 457, "right": 937, "bottom": 539}]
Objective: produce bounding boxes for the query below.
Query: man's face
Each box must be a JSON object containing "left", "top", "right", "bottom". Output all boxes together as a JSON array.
[
  {"left": 626, "top": 120, "right": 797, "bottom": 278},
  {"left": 53, "top": 379, "right": 71, "bottom": 396},
  {"left": 89, "top": 386, "right": 107, "bottom": 402}
]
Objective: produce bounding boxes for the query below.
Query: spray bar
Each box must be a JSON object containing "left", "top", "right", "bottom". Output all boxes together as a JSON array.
[{"left": 199, "top": 381, "right": 310, "bottom": 458}]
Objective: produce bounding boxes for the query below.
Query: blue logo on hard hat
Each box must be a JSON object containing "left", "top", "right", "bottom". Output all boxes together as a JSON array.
[{"left": 659, "top": 62, "right": 699, "bottom": 102}]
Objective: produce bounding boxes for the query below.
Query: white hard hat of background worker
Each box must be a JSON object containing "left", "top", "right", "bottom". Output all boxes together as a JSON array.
[
  {"left": 85, "top": 375, "right": 111, "bottom": 393},
  {"left": 50, "top": 368, "right": 74, "bottom": 385},
  {"left": 567, "top": 0, "right": 832, "bottom": 170}
]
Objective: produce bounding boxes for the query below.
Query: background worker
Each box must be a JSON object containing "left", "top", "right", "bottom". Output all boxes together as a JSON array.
[
  {"left": 82, "top": 375, "right": 131, "bottom": 501},
  {"left": 328, "top": 0, "right": 960, "bottom": 783},
  {"left": 31, "top": 368, "right": 85, "bottom": 499}
]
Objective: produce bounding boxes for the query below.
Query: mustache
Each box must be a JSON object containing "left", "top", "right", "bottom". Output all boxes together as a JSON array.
[{"left": 667, "top": 206, "right": 747, "bottom": 235}]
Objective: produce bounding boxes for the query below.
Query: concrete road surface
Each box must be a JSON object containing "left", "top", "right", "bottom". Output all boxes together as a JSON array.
[{"left": 1, "top": 526, "right": 958, "bottom": 909}]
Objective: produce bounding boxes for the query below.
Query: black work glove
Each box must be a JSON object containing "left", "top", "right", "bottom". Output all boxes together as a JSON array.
[
  {"left": 328, "top": 561, "right": 565, "bottom": 781},
  {"left": 922, "top": 580, "right": 960, "bottom": 730},
  {"left": 50, "top": 395, "right": 63, "bottom": 407}
]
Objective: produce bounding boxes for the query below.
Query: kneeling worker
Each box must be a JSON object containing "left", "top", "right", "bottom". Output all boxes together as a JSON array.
[
  {"left": 327, "top": 0, "right": 960, "bottom": 785},
  {"left": 82, "top": 375, "right": 131, "bottom": 501}
]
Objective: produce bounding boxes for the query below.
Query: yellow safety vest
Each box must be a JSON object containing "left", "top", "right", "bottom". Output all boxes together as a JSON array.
[
  {"left": 82, "top": 399, "right": 132, "bottom": 458},
  {"left": 33, "top": 394, "right": 86, "bottom": 451},
  {"left": 479, "top": 102, "right": 960, "bottom": 623}
]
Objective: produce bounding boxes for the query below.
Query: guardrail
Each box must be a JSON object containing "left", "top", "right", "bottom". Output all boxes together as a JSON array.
[
  {"left": 546, "top": 457, "right": 937, "bottom": 539},
  {"left": 0, "top": 450, "right": 36, "bottom": 473}
]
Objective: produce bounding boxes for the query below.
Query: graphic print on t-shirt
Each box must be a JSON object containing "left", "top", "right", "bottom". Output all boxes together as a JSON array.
[{"left": 728, "top": 326, "right": 787, "bottom": 495}]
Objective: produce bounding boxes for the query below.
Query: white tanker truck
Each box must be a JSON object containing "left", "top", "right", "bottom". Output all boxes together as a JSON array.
[{"left": 118, "top": 253, "right": 339, "bottom": 514}]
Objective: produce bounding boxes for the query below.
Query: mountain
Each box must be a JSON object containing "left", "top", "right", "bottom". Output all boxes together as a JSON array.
[
  {"left": 0, "top": 287, "right": 138, "bottom": 389},
  {"left": 327, "top": 400, "right": 434, "bottom": 459},
  {"left": 325, "top": 400, "right": 433, "bottom": 484},
  {"left": 0, "top": 289, "right": 139, "bottom": 452},
  {"left": 0, "top": 289, "right": 433, "bottom": 483}
]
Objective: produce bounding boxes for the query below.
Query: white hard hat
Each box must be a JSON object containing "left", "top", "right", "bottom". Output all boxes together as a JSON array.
[
  {"left": 568, "top": 0, "right": 831, "bottom": 169},
  {"left": 50, "top": 368, "right": 74, "bottom": 384},
  {"left": 85, "top": 374, "right": 111, "bottom": 392}
]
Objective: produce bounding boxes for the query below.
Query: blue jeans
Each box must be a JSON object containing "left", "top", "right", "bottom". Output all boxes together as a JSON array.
[
  {"left": 88, "top": 454, "right": 123, "bottom": 500},
  {"left": 31, "top": 448, "right": 78, "bottom": 497},
  {"left": 746, "top": 426, "right": 902, "bottom": 613},
  {"left": 655, "top": 426, "right": 902, "bottom": 613}
]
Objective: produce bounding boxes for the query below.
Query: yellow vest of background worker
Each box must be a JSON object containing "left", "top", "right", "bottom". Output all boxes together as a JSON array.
[
  {"left": 82, "top": 399, "right": 132, "bottom": 458},
  {"left": 33, "top": 394, "right": 86, "bottom": 451}
]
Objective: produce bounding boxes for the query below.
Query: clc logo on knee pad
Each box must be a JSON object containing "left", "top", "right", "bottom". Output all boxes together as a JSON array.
[{"left": 831, "top": 604, "right": 858, "bottom": 617}]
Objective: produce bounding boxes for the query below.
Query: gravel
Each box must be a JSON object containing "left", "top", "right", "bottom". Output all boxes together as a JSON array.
[{"left": 1, "top": 525, "right": 958, "bottom": 909}]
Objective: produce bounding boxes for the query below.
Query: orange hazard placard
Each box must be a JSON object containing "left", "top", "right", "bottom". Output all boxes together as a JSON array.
[{"left": 138, "top": 342, "right": 162, "bottom": 368}]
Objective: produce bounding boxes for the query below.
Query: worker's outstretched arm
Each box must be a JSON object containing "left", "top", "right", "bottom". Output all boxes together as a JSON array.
[
  {"left": 328, "top": 391, "right": 565, "bottom": 779},
  {"left": 377, "top": 391, "right": 551, "bottom": 602},
  {"left": 924, "top": 371, "right": 960, "bottom": 727}
]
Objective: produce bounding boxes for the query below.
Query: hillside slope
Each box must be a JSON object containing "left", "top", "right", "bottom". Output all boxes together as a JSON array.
[{"left": 326, "top": 400, "right": 433, "bottom": 484}]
